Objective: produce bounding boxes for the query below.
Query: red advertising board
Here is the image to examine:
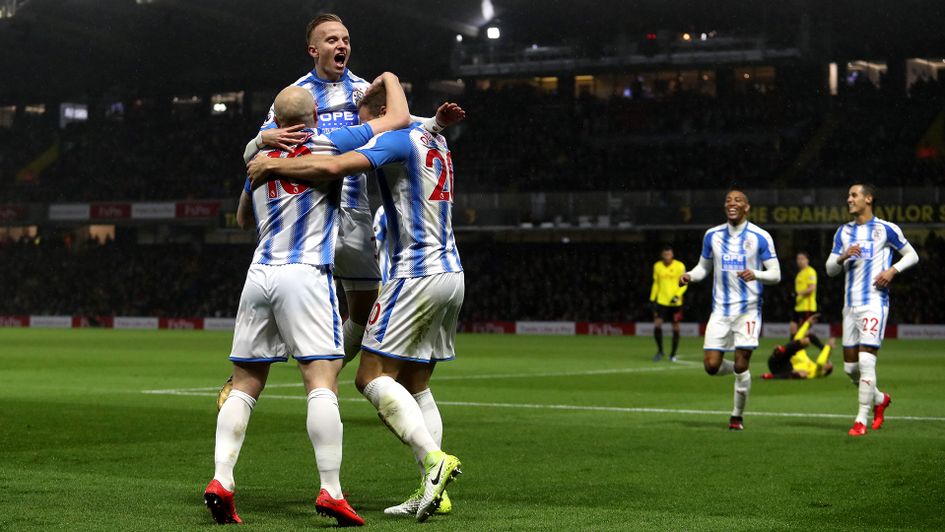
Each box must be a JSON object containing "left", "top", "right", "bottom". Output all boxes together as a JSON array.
[
  {"left": 0, "top": 315, "right": 29, "bottom": 327},
  {"left": 159, "top": 317, "right": 204, "bottom": 330},
  {"left": 458, "top": 321, "right": 515, "bottom": 334},
  {"left": 577, "top": 322, "right": 636, "bottom": 336},
  {"left": 176, "top": 201, "right": 221, "bottom": 219},
  {"left": 0, "top": 205, "right": 26, "bottom": 222}
]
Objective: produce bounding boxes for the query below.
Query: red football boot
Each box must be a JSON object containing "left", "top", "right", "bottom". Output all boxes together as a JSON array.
[
  {"left": 728, "top": 416, "right": 744, "bottom": 431},
  {"left": 848, "top": 421, "right": 867, "bottom": 437},
  {"left": 204, "top": 479, "right": 242, "bottom": 524},
  {"left": 871, "top": 393, "right": 892, "bottom": 430},
  {"left": 315, "top": 488, "right": 364, "bottom": 527}
]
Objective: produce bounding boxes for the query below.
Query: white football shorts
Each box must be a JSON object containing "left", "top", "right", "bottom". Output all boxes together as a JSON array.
[
  {"left": 842, "top": 304, "right": 889, "bottom": 349},
  {"left": 334, "top": 207, "right": 381, "bottom": 291},
  {"left": 703, "top": 309, "right": 762, "bottom": 351},
  {"left": 229, "top": 264, "right": 343, "bottom": 363},
  {"left": 361, "top": 271, "right": 465, "bottom": 363}
]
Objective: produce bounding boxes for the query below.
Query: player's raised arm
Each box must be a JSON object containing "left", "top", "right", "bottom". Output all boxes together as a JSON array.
[
  {"left": 248, "top": 150, "right": 373, "bottom": 188},
  {"left": 243, "top": 124, "right": 310, "bottom": 163},
  {"left": 413, "top": 102, "right": 467, "bottom": 134},
  {"left": 360, "top": 72, "right": 410, "bottom": 136}
]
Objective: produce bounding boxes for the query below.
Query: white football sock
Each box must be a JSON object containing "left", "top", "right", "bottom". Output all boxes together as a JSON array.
[
  {"left": 307, "top": 388, "right": 343, "bottom": 499},
  {"left": 342, "top": 320, "right": 366, "bottom": 366},
  {"left": 363, "top": 376, "right": 439, "bottom": 463},
  {"left": 213, "top": 389, "right": 256, "bottom": 492},
  {"left": 856, "top": 352, "right": 877, "bottom": 425},
  {"left": 412, "top": 388, "right": 443, "bottom": 473},
  {"left": 732, "top": 370, "right": 751, "bottom": 417},
  {"left": 843, "top": 361, "right": 860, "bottom": 385},
  {"left": 873, "top": 387, "right": 886, "bottom": 405},
  {"left": 716, "top": 359, "right": 735, "bottom": 376}
]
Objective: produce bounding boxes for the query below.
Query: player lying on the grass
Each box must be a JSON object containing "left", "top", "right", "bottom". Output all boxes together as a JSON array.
[
  {"left": 825, "top": 183, "right": 919, "bottom": 436},
  {"left": 204, "top": 75, "right": 409, "bottom": 527},
  {"left": 762, "top": 314, "right": 834, "bottom": 380},
  {"left": 248, "top": 86, "right": 464, "bottom": 522},
  {"left": 679, "top": 189, "right": 781, "bottom": 431}
]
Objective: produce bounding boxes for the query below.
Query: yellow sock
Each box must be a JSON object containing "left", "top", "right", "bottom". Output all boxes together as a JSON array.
[
  {"left": 794, "top": 321, "right": 811, "bottom": 341},
  {"left": 815, "top": 345, "right": 831, "bottom": 376}
]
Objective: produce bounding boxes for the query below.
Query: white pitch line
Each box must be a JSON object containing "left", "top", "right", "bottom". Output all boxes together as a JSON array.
[
  {"left": 141, "top": 390, "right": 945, "bottom": 422},
  {"left": 141, "top": 365, "right": 689, "bottom": 394}
]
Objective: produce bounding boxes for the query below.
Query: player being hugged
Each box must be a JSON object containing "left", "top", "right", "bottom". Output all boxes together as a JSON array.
[
  {"left": 249, "top": 87, "right": 465, "bottom": 523},
  {"left": 242, "top": 13, "right": 462, "bottom": 365},
  {"left": 680, "top": 189, "right": 781, "bottom": 430},
  {"left": 825, "top": 183, "right": 919, "bottom": 436},
  {"left": 204, "top": 73, "right": 410, "bottom": 527}
]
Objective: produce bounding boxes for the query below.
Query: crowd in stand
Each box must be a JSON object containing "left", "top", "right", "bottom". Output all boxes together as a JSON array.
[
  {"left": 451, "top": 78, "right": 945, "bottom": 192},
  {"left": 3, "top": 233, "right": 944, "bottom": 325},
  {"left": 1, "top": 77, "right": 943, "bottom": 201}
]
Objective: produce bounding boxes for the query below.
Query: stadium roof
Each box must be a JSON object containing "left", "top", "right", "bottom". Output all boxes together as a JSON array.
[{"left": 0, "top": 0, "right": 942, "bottom": 102}]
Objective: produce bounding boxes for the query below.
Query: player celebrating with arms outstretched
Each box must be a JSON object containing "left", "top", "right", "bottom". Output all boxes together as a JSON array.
[
  {"left": 826, "top": 183, "right": 919, "bottom": 436},
  {"left": 680, "top": 189, "right": 781, "bottom": 430}
]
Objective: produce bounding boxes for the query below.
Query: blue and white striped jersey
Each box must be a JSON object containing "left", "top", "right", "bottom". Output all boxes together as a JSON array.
[
  {"left": 831, "top": 217, "right": 909, "bottom": 308},
  {"left": 260, "top": 68, "right": 371, "bottom": 211},
  {"left": 355, "top": 123, "right": 462, "bottom": 279},
  {"left": 373, "top": 206, "right": 391, "bottom": 284},
  {"left": 248, "top": 124, "right": 374, "bottom": 266},
  {"left": 701, "top": 222, "right": 778, "bottom": 316}
]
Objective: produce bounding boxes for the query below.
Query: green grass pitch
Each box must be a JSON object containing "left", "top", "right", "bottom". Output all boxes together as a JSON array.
[{"left": 1, "top": 329, "right": 944, "bottom": 531}]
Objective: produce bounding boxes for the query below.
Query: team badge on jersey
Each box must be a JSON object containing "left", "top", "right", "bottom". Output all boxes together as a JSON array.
[
  {"left": 352, "top": 88, "right": 365, "bottom": 106},
  {"left": 743, "top": 240, "right": 753, "bottom": 251}
]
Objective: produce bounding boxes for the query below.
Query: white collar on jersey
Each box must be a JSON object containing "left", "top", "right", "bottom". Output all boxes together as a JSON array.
[
  {"left": 726, "top": 219, "right": 749, "bottom": 235},
  {"left": 309, "top": 67, "right": 349, "bottom": 84}
]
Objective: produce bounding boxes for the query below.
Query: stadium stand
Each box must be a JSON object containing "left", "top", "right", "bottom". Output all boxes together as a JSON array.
[
  {"left": 1, "top": 78, "right": 942, "bottom": 201},
  {"left": 3, "top": 233, "right": 944, "bottom": 324}
]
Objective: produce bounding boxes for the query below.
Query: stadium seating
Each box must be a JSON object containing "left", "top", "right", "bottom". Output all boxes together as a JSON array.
[{"left": 3, "top": 233, "right": 944, "bottom": 324}]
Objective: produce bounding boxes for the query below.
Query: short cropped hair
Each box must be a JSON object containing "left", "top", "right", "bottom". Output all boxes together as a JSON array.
[
  {"left": 726, "top": 188, "right": 750, "bottom": 203},
  {"left": 306, "top": 14, "right": 343, "bottom": 44},
  {"left": 358, "top": 85, "right": 386, "bottom": 118},
  {"left": 853, "top": 183, "right": 877, "bottom": 204}
]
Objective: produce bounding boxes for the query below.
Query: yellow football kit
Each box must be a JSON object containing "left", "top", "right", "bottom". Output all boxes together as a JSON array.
[
  {"left": 650, "top": 260, "right": 687, "bottom": 307},
  {"left": 789, "top": 321, "right": 831, "bottom": 378},
  {"left": 794, "top": 266, "right": 817, "bottom": 313}
]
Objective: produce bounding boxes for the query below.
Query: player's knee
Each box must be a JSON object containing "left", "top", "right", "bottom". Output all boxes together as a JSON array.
[
  {"left": 704, "top": 360, "right": 720, "bottom": 375},
  {"left": 354, "top": 372, "right": 372, "bottom": 393}
]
